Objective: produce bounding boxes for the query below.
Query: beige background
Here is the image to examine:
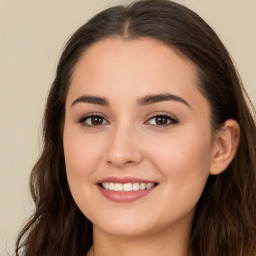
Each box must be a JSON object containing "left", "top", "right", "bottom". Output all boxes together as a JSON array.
[{"left": 0, "top": 0, "right": 255, "bottom": 255}]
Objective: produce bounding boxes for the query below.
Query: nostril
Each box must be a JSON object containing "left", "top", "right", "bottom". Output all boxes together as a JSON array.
[
  {"left": 106, "top": 159, "right": 136, "bottom": 168},
  {"left": 125, "top": 160, "right": 135, "bottom": 165}
]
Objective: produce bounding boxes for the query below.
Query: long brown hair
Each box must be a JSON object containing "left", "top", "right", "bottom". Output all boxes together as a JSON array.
[{"left": 16, "top": 1, "right": 256, "bottom": 255}]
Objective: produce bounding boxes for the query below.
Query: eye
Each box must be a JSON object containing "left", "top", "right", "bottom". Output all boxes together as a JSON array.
[
  {"left": 79, "top": 114, "right": 109, "bottom": 127},
  {"left": 146, "top": 114, "right": 178, "bottom": 126}
]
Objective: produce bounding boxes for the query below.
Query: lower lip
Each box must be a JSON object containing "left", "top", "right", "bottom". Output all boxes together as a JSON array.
[{"left": 98, "top": 185, "right": 156, "bottom": 202}]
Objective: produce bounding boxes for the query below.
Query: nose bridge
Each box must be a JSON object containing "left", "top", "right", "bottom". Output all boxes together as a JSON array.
[{"left": 105, "top": 119, "right": 142, "bottom": 168}]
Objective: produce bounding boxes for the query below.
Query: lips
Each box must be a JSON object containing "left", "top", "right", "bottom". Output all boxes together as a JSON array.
[{"left": 96, "top": 177, "right": 158, "bottom": 202}]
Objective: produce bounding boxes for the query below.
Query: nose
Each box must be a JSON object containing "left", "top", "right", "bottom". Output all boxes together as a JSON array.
[{"left": 104, "top": 123, "right": 143, "bottom": 169}]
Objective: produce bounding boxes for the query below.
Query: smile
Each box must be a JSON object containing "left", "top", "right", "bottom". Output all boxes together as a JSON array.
[
  {"left": 97, "top": 177, "right": 158, "bottom": 202},
  {"left": 101, "top": 182, "right": 155, "bottom": 192}
]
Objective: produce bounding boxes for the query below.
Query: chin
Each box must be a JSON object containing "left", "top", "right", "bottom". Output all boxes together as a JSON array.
[
  {"left": 95, "top": 222, "right": 153, "bottom": 237},
  {"left": 91, "top": 211, "right": 158, "bottom": 237},
  {"left": 89, "top": 204, "right": 196, "bottom": 239}
]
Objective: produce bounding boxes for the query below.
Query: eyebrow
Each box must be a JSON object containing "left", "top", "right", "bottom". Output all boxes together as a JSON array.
[
  {"left": 71, "top": 95, "right": 109, "bottom": 107},
  {"left": 137, "top": 93, "right": 191, "bottom": 108},
  {"left": 71, "top": 93, "right": 191, "bottom": 108}
]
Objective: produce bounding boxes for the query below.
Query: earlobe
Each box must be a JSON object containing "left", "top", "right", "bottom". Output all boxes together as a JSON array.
[{"left": 210, "top": 119, "right": 240, "bottom": 175}]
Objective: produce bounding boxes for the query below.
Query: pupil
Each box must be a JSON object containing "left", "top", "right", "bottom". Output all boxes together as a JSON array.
[
  {"left": 156, "top": 116, "right": 167, "bottom": 125},
  {"left": 92, "top": 117, "right": 102, "bottom": 125}
]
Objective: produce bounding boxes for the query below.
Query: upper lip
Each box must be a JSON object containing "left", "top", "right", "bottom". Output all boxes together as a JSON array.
[{"left": 97, "top": 176, "right": 158, "bottom": 184}]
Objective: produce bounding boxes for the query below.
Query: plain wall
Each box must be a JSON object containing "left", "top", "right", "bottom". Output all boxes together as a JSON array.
[{"left": 0, "top": 0, "right": 255, "bottom": 255}]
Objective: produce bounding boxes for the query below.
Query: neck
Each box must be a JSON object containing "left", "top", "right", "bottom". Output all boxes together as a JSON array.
[{"left": 90, "top": 223, "right": 191, "bottom": 256}]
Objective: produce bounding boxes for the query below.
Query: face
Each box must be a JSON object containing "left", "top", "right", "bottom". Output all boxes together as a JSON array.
[{"left": 63, "top": 38, "right": 216, "bottom": 238}]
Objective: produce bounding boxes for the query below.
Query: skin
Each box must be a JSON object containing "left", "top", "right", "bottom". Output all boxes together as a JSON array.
[{"left": 63, "top": 38, "right": 240, "bottom": 256}]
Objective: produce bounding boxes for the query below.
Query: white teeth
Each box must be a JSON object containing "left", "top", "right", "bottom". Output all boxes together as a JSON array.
[
  {"left": 101, "top": 182, "right": 155, "bottom": 192},
  {"left": 115, "top": 183, "right": 123, "bottom": 191},
  {"left": 109, "top": 182, "right": 115, "bottom": 190},
  {"left": 123, "top": 183, "right": 132, "bottom": 191},
  {"left": 140, "top": 183, "right": 146, "bottom": 190},
  {"left": 146, "top": 183, "right": 154, "bottom": 189},
  {"left": 132, "top": 183, "right": 140, "bottom": 191}
]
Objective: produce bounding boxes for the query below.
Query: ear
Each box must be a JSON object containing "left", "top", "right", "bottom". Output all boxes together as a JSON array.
[{"left": 210, "top": 119, "right": 240, "bottom": 175}]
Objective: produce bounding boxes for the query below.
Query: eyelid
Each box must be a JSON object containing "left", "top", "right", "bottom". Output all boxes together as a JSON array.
[
  {"left": 78, "top": 112, "right": 110, "bottom": 128},
  {"left": 144, "top": 112, "right": 178, "bottom": 126}
]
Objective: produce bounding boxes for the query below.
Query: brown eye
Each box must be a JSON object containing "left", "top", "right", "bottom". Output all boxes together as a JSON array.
[
  {"left": 80, "top": 115, "right": 109, "bottom": 127},
  {"left": 91, "top": 116, "right": 104, "bottom": 125},
  {"left": 146, "top": 114, "right": 178, "bottom": 126},
  {"left": 155, "top": 116, "right": 169, "bottom": 125}
]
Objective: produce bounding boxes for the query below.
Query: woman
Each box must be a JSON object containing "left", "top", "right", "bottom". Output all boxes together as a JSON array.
[{"left": 16, "top": 0, "right": 256, "bottom": 256}]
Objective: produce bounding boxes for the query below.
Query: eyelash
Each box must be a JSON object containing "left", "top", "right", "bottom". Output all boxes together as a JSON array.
[
  {"left": 78, "top": 113, "right": 110, "bottom": 128},
  {"left": 78, "top": 113, "right": 178, "bottom": 128},
  {"left": 145, "top": 113, "right": 178, "bottom": 127}
]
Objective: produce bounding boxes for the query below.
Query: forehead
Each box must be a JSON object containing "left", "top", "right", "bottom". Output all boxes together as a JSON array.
[{"left": 68, "top": 37, "right": 203, "bottom": 106}]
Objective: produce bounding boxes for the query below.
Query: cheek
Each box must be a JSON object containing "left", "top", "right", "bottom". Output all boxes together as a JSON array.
[
  {"left": 63, "top": 126, "right": 103, "bottom": 177},
  {"left": 146, "top": 126, "right": 212, "bottom": 204},
  {"left": 152, "top": 122, "right": 212, "bottom": 168},
  {"left": 63, "top": 125, "right": 104, "bottom": 212}
]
